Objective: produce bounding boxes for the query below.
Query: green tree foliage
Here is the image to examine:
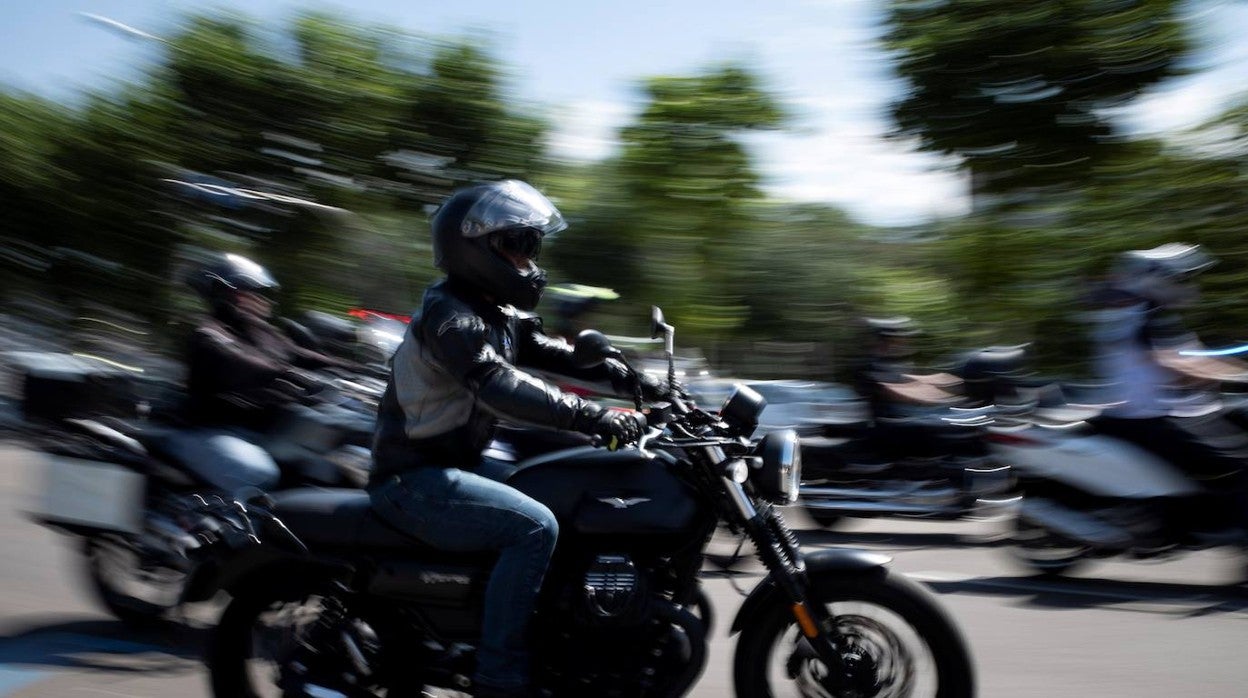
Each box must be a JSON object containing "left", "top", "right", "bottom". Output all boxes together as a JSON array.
[
  {"left": 4, "top": 6, "right": 1247, "bottom": 382},
  {"left": 551, "top": 65, "right": 787, "bottom": 340},
  {"left": 1, "top": 11, "right": 550, "bottom": 325},
  {"left": 885, "top": 0, "right": 1190, "bottom": 200}
]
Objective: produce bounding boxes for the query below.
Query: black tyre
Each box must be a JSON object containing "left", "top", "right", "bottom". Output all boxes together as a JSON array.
[
  {"left": 1009, "top": 516, "right": 1088, "bottom": 577},
  {"left": 733, "top": 570, "right": 974, "bottom": 698},
  {"left": 83, "top": 538, "right": 184, "bottom": 628},
  {"left": 208, "top": 576, "right": 398, "bottom": 698}
]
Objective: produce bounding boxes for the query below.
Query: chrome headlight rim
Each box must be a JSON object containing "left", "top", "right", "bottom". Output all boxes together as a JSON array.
[{"left": 777, "top": 429, "right": 801, "bottom": 505}]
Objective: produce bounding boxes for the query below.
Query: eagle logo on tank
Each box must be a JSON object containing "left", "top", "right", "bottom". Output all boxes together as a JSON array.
[{"left": 596, "top": 496, "right": 651, "bottom": 509}]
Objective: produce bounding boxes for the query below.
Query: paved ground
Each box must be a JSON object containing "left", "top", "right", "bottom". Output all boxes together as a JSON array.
[{"left": 2, "top": 444, "right": 1247, "bottom": 697}]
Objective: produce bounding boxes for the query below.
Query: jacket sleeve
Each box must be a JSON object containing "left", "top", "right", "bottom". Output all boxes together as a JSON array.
[
  {"left": 189, "top": 325, "right": 286, "bottom": 396},
  {"left": 424, "top": 301, "right": 604, "bottom": 432},
  {"left": 288, "top": 341, "right": 355, "bottom": 371},
  {"left": 514, "top": 314, "right": 664, "bottom": 399}
]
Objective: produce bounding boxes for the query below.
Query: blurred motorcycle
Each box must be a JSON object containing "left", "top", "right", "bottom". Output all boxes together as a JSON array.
[
  {"left": 282, "top": 308, "right": 406, "bottom": 367},
  {"left": 795, "top": 353, "right": 1017, "bottom": 528},
  {"left": 955, "top": 347, "right": 1248, "bottom": 576},
  {"left": 798, "top": 407, "right": 1017, "bottom": 529},
  {"left": 12, "top": 351, "right": 378, "bottom": 626}
]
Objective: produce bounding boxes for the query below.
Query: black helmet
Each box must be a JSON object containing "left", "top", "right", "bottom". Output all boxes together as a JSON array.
[
  {"left": 862, "top": 316, "right": 919, "bottom": 359},
  {"left": 430, "top": 180, "right": 567, "bottom": 311},
  {"left": 187, "top": 252, "right": 280, "bottom": 313}
]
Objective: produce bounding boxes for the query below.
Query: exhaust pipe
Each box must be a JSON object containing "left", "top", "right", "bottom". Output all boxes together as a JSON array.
[
  {"left": 802, "top": 499, "right": 959, "bottom": 516},
  {"left": 801, "top": 484, "right": 957, "bottom": 501}
]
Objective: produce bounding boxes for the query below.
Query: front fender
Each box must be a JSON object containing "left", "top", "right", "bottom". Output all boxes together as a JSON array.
[{"left": 729, "top": 548, "right": 892, "bottom": 635}]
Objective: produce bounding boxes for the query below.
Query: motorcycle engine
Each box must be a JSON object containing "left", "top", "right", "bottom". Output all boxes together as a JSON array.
[{"left": 580, "top": 554, "right": 648, "bottom": 626}]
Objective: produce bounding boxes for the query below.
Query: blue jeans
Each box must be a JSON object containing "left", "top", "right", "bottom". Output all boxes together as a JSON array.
[
  {"left": 369, "top": 466, "right": 558, "bottom": 690},
  {"left": 160, "top": 428, "right": 281, "bottom": 493}
]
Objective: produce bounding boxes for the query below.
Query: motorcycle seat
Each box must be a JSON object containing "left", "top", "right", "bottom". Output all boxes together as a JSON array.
[
  {"left": 269, "top": 489, "right": 492, "bottom": 565},
  {"left": 269, "top": 488, "right": 426, "bottom": 550}
]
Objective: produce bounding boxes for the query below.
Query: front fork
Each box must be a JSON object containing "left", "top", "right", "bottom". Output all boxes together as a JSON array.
[
  {"left": 718, "top": 462, "right": 850, "bottom": 686},
  {"left": 745, "top": 505, "right": 848, "bottom": 671}
]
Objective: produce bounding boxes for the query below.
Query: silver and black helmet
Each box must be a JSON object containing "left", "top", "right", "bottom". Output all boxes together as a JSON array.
[{"left": 430, "top": 180, "right": 567, "bottom": 311}]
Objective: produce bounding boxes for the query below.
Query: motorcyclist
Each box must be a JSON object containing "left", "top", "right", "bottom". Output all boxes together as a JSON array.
[
  {"left": 368, "top": 179, "right": 662, "bottom": 698},
  {"left": 851, "top": 317, "right": 963, "bottom": 459},
  {"left": 174, "top": 252, "right": 359, "bottom": 491},
  {"left": 1085, "top": 243, "right": 1248, "bottom": 534},
  {"left": 853, "top": 317, "right": 961, "bottom": 416}
]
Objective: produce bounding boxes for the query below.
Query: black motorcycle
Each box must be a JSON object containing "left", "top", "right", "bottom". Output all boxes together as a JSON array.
[
  {"left": 197, "top": 309, "right": 974, "bottom": 697},
  {"left": 799, "top": 406, "right": 1015, "bottom": 529},
  {"left": 21, "top": 361, "right": 379, "bottom": 627}
]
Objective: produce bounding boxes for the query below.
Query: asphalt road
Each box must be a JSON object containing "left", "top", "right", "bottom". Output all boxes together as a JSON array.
[{"left": 2, "top": 443, "right": 1247, "bottom": 697}]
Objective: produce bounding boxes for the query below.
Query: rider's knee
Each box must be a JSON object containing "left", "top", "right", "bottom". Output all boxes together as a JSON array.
[{"left": 528, "top": 501, "right": 559, "bottom": 550}]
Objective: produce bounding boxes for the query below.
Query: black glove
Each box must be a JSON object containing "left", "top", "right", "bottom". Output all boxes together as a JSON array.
[
  {"left": 586, "top": 410, "right": 646, "bottom": 451},
  {"left": 640, "top": 372, "right": 694, "bottom": 406},
  {"left": 613, "top": 363, "right": 688, "bottom": 402}
]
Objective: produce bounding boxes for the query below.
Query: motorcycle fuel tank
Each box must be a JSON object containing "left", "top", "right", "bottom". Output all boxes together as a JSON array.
[{"left": 508, "top": 446, "right": 701, "bottom": 540}]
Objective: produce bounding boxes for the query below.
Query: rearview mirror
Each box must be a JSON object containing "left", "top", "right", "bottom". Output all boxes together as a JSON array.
[
  {"left": 651, "top": 306, "right": 675, "bottom": 358},
  {"left": 572, "top": 330, "right": 620, "bottom": 369},
  {"left": 650, "top": 307, "right": 667, "bottom": 340}
]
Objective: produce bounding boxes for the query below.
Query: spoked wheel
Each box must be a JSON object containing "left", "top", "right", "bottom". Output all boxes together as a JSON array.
[
  {"left": 84, "top": 537, "right": 185, "bottom": 627},
  {"left": 734, "top": 572, "right": 973, "bottom": 698},
  {"left": 209, "top": 581, "right": 392, "bottom": 698},
  {"left": 1009, "top": 517, "right": 1088, "bottom": 576}
]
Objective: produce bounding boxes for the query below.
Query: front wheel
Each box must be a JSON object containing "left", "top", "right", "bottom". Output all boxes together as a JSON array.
[{"left": 733, "top": 570, "right": 974, "bottom": 698}]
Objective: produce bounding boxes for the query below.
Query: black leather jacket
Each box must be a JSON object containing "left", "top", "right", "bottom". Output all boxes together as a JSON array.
[
  {"left": 186, "top": 310, "right": 347, "bottom": 430},
  {"left": 370, "top": 277, "right": 635, "bottom": 484}
]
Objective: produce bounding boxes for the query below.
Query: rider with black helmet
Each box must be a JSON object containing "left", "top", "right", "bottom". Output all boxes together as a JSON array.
[
  {"left": 849, "top": 317, "right": 963, "bottom": 461},
  {"left": 853, "top": 317, "right": 961, "bottom": 417},
  {"left": 174, "top": 253, "right": 356, "bottom": 491},
  {"left": 185, "top": 252, "right": 356, "bottom": 428},
  {"left": 369, "top": 180, "right": 657, "bottom": 697}
]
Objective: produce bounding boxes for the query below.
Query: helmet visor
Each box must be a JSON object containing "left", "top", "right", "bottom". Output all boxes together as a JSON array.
[
  {"left": 490, "top": 226, "right": 544, "bottom": 262},
  {"left": 460, "top": 180, "right": 568, "bottom": 239}
]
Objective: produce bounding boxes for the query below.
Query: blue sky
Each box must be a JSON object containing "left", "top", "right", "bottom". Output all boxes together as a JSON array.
[{"left": 2, "top": 0, "right": 1246, "bottom": 226}]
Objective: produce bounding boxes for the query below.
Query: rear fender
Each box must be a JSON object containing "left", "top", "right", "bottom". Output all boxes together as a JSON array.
[{"left": 729, "top": 549, "right": 891, "bottom": 635}]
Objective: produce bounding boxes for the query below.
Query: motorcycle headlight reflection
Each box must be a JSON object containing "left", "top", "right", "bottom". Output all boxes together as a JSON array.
[{"left": 753, "top": 429, "right": 801, "bottom": 505}]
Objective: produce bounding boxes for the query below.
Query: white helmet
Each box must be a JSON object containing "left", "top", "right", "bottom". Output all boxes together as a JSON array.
[{"left": 1112, "top": 243, "right": 1214, "bottom": 307}]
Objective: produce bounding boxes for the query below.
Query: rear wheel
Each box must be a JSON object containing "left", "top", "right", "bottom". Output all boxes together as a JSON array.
[
  {"left": 83, "top": 537, "right": 184, "bottom": 627},
  {"left": 733, "top": 571, "right": 974, "bottom": 698},
  {"left": 208, "top": 578, "right": 393, "bottom": 698},
  {"left": 1009, "top": 517, "right": 1088, "bottom": 576}
]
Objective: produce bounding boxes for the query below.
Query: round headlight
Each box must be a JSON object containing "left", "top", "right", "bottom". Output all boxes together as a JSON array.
[
  {"left": 720, "top": 384, "right": 766, "bottom": 438},
  {"left": 754, "top": 429, "right": 802, "bottom": 504}
]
